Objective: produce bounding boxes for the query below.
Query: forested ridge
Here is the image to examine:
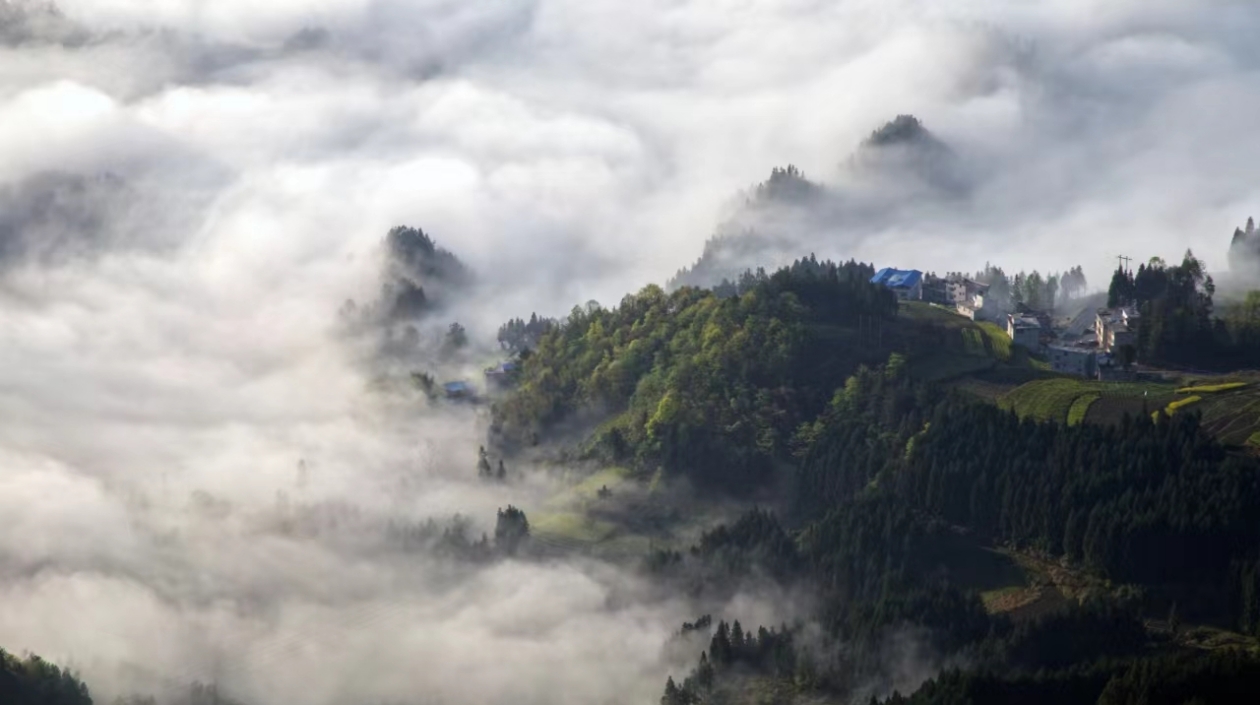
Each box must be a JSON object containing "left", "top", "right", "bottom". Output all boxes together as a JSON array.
[
  {"left": 482, "top": 257, "right": 1260, "bottom": 704},
  {"left": 492, "top": 256, "right": 900, "bottom": 492},
  {"left": 0, "top": 648, "right": 91, "bottom": 705},
  {"left": 654, "top": 364, "right": 1260, "bottom": 703}
]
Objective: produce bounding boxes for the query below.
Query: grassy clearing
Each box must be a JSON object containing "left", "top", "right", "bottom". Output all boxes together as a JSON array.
[
  {"left": 977, "top": 322, "right": 1012, "bottom": 362},
  {"left": 898, "top": 304, "right": 1033, "bottom": 384},
  {"left": 531, "top": 511, "right": 618, "bottom": 544},
  {"left": 1173, "top": 625, "right": 1260, "bottom": 655},
  {"left": 980, "top": 586, "right": 1033, "bottom": 613},
  {"left": 898, "top": 301, "right": 971, "bottom": 325},
  {"left": 544, "top": 466, "right": 631, "bottom": 511},
  {"left": 1177, "top": 382, "right": 1249, "bottom": 394},
  {"left": 570, "top": 467, "right": 631, "bottom": 499},
  {"left": 1067, "top": 394, "right": 1100, "bottom": 426}
]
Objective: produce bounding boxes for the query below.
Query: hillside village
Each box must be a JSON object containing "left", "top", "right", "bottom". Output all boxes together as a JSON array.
[{"left": 871, "top": 266, "right": 1143, "bottom": 380}]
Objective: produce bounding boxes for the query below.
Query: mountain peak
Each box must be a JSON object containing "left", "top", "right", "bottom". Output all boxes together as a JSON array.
[
  {"left": 847, "top": 114, "right": 966, "bottom": 197},
  {"left": 862, "top": 114, "right": 933, "bottom": 148},
  {"left": 1228, "top": 217, "right": 1260, "bottom": 273}
]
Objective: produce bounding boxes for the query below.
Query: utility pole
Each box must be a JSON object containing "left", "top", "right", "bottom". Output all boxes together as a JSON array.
[{"left": 1117, "top": 254, "right": 1132, "bottom": 274}]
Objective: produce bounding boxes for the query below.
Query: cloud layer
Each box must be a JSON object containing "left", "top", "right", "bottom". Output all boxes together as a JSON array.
[{"left": 1, "top": 0, "right": 1259, "bottom": 702}]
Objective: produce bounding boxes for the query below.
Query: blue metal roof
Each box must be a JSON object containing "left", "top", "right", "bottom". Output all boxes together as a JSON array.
[
  {"left": 870, "top": 268, "right": 923, "bottom": 289},
  {"left": 444, "top": 381, "right": 472, "bottom": 393}
]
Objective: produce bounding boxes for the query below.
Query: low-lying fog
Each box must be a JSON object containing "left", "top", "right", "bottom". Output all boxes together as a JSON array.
[{"left": 2, "top": 0, "right": 1260, "bottom": 702}]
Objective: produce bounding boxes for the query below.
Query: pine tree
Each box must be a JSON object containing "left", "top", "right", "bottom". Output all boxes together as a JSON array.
[
  {"left": 494, "top": 505, "right": 530, "bottom": 556},
  {"left": 477, "top": 446, "right": 492, "bottom": 479},
  {"left": 661, "top": 677, "right": 681, "bottom": 705},
  {"left": 711, "top": 621, "right": 732, "bottom": 665},
  {"left": 696, "top": 652, "right": 715, "bottom": 690}
]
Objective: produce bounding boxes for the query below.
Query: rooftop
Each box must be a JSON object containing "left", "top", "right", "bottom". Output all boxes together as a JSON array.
[{"left": 871, "top": 268, "right": 923, "bottom": 289}]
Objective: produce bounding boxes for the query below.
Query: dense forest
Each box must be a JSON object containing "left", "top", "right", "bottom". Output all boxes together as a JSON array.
[
  {"left": 652, "top": 361, "right": 1260, "bottom": 703},
  {"left": 0, "top": 649, "right": 92, "bottom": 705},
  {"left": 1106, "top": 250, "right": 1260, "bottom": 369},
  {"left": 492, "top": 256, "right": 899, "bottom": 492},
  {"left": 482, "top": 256, "right": 1260, "bottom": 704}
]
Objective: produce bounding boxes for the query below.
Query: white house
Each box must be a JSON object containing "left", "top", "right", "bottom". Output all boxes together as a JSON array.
[
  {"left": 1095, "top": 307, "right": 1140, "bottom": 352},
  {"left": 947, "top": 277, "right": 989, "bottom": 320}
]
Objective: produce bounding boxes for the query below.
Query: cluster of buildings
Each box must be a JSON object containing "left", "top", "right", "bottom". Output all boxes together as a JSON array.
[
  {"left": 871, "top": 268, "right": 989, "bottom": 319},
  {"left": 1026, "top": 306, "right": 1142, "bottom": 380},
  {"left": 871, "top": 267, "right": 1144, "bottom": 380}
]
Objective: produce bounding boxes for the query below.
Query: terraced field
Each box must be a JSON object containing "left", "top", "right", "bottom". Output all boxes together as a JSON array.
[
  {"left": 1194, "top": 386, "right": 1260, "bottom": 448},
  {"left": 999, "top": 376, "right": 1260, "bottom": 449},
  {"left": 999, "top": 378, "right": 1177, "bottom": 425}
]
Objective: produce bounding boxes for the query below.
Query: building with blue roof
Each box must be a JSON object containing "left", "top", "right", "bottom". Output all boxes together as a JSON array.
[
  {"left": 870, "top": 268, "right": 924, "bottom": 301},
  {"left": 484, "top": 361, "right": 519, "bottom": 388},
  {"left": 443, "top": 380, "right": 473, "bottom": 399}
]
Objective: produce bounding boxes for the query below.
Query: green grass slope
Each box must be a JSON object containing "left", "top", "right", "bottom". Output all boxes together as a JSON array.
[
  {"left": 999, "top": 375, "right": 1260, "bottom": 448},
  {"left": 895, "top": 303, "right": 1041, "bottom": 383}
]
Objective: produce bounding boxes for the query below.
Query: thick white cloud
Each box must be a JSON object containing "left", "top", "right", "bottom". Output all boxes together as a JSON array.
[{"left": 0, "top": 0, "right": 1258, "bottom": 703}]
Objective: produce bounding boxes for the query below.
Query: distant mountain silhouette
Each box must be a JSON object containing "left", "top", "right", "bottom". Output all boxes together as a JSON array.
[
  {"left": 379, "top": 226, "right": 471, "bottom": 321},
  {"left": 845, "top": 114, "right": 968, "bottom": 196},
  {"left": 1229, "top": 217, "right": 1260, "bottom": 275},
  {"left": 0, "top": 171, "right": 146, "bottom": 265},
  {"left": 668, "top": 165, "right": 829, "bottom": 290},
  {"left": 670, "top": 115, "right": 967, "bottom": 291}
]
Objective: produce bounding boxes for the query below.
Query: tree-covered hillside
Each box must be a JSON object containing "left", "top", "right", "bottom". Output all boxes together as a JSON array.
[
  {"left": 0, "top": 649, "right": 92, "bottom": 705},
  {"left": 493, "top": 257, "right": 901, "bottom": 492},
  {"left": 653, "top": 362, "right": 1260, "bottom": 704},
  {"left": 483, "top": 253, "right": 1260, "bottom": 702}
]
